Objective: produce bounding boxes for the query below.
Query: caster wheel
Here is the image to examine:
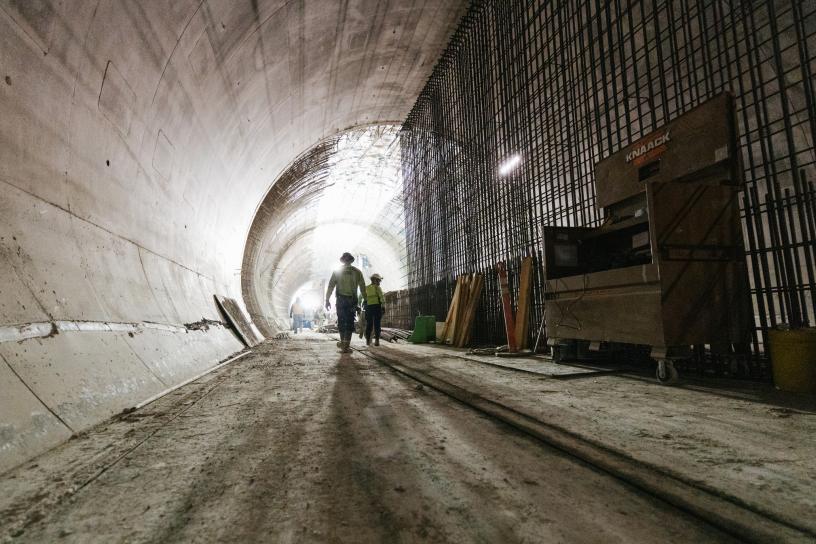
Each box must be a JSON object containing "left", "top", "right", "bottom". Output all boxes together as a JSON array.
[{"left": 656, "top": 359, "right": 679, "bottom": 384}]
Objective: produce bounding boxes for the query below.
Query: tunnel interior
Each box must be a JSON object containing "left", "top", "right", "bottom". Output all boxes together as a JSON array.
[
  {"left": 242, "top": 124, "right": 407, "bottom": 336},
  {"left": 0, "top": 0, "right": 467, "bottom": 474},
  {"left": 3, "top": 2, "right": 816, "bottom": 539}
]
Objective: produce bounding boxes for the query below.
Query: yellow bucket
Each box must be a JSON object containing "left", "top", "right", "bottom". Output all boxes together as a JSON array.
[{"left": 768, "top": 328, "right": 816, "bottom": 393}]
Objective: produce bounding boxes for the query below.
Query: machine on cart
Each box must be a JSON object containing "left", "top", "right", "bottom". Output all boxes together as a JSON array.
[{"left": 542, "top": 93, "right": 751, "bottom": 383}]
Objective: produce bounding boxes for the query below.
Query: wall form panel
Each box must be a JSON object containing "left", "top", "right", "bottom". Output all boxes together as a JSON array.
[{"left": 401, "top": 0, "right": 816, "bottom": 378}]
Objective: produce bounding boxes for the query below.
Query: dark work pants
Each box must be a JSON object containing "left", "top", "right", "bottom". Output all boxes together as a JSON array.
[
  {"left": 336, "top": 295, "right": 356, "bottom": 338},
  {"left": 365, "top": 304, "right": 382, "bottom": 339}
]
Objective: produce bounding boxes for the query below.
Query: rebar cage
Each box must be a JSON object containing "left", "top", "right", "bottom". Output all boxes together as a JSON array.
[{"left": 400, "top": 0, "right": 816, "bottom": 378}]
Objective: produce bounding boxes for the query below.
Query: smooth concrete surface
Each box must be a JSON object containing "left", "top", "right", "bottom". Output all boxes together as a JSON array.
[{"left": 0, "top": 0, "right": 467, "bottom": 473}]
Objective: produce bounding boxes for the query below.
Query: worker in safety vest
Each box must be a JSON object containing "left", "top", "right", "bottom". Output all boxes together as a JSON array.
[
  {"left": 325, "top": 252, "right": 366, "bottom": 353},
  {"left": 361, "top": 273, "right": 385, "bottom": 346}
]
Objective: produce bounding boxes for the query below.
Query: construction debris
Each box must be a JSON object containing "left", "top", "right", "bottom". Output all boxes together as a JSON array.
[{"left": 380, "top": 328, "right": 411, "bottom": 343}]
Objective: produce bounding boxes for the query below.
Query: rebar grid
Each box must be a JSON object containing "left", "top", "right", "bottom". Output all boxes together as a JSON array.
[{"left": 401, "top": 0, "right": 816, "bottom": 378}]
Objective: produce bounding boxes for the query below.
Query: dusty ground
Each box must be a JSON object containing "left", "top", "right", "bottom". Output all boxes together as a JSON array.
[
  {"left": 368, "top": 341, "right": 816, "bottom": 536},
  {"left": 0, "top": 333, "right": 736, "bottom": 543}
]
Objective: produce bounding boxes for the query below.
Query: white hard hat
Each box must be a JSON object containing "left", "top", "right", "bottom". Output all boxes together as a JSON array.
[{"left": 370, "top": 273, "right": 383, "bottom": 281}]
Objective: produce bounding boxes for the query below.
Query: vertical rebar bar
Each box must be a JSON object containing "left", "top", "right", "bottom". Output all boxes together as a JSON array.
[{"left": 400, "top": 0, "right": 816, "bottom": 377}]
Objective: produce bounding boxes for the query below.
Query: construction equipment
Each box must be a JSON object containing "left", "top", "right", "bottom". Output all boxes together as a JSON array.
[{"left": 542, "top": 93, "right": 751, "bottom": 383}]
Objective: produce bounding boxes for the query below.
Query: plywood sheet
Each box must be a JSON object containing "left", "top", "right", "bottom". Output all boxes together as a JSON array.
[{"left": 214, "top": 295, "right": 263, "bottom": 347}]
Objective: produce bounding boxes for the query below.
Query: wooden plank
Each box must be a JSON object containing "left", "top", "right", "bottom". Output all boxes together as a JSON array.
[
  {"left": 455, "top": 273, "right": 484, "bottom": 347},
  {"left": 440, "top": 275, "right": 464, "bottom": 343},
  {"left": 497, "top": 262, "right": 517, "bottom": 352},
  {"left": 449, "top": 274, "right": 471, "bottom": 344},
  {"left": 514, "top": 256, "right": 534, "bottom": 350},
  {"left": 452, "top": 277, "right": 470, "bottom": 348},
  {"left": 462, "top": 275, "right": 484, "bottom": 347},
  {"left": 214, "top": 295, "right": 264, "bottom": 347}
]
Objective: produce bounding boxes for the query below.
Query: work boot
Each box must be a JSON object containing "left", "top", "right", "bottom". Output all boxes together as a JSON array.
[
  {"left": 366, "top": 334, "right": 371, "bottom": 346},
  {"left": 374, "top": 336, "right": 380, "bottom": 346},
  {"left": 338, "top": 332, "right": 350, "bottom": 353}
]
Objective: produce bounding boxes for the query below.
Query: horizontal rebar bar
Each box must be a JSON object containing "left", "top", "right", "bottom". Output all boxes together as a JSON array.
[{"left": 400, "top": 0, "right": 816, "bottom": 379}]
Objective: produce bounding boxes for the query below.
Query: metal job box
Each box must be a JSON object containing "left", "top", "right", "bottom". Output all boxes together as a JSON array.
[{"left": 541, "top": 93, "right": 751, "bottom": 382}]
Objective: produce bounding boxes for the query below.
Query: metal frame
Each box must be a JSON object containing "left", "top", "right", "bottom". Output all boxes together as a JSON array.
[{"left": 401, "top": 0, "right": 816, "bottom": 378}]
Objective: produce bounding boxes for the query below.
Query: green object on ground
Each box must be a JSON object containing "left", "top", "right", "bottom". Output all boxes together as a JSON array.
[
  {"left": 768, "top": 328, "right": 816, "bottom": 393},
  {"left": 408, "top": 315, "right": 436, "bottom": 343}
]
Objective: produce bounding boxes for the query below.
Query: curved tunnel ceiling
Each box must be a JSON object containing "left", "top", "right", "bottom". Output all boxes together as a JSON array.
[
  {"left": 0, "top": 0, "right": 467, "bottom": 472},
  {"left": 243, "top": 124, "right": 406, "bottom": 334},
  {"left": 2, "top": 0, "right": 465, "bottom": 299}
]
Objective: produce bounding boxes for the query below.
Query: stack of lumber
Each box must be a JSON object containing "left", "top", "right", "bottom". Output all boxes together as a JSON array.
[{"left": 438, "top": 273, "right": 484, "bottom": 347}]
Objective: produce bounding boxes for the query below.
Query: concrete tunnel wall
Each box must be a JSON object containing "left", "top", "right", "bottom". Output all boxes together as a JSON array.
[{"left": 0, "top": 0, "right": 467, "bottom": 474}]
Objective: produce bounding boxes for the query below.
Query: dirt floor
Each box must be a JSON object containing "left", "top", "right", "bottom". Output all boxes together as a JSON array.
[
  {"left": 367, "top": 340, "right": 816, "bottom": 536},
  {"left": 0, "top": 333, "right": 744, "bottom": 543}
]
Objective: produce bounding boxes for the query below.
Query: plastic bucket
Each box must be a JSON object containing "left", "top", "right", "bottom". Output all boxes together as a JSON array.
[
  {"left": 768, "top": 328, "right": 816, "bottom": 393},
  {"left": 408, "top": 315, "right": 436, "bottom": 343}
]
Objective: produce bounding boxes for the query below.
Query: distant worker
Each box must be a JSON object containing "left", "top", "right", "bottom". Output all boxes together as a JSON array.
[
  {"left": 313, "top": 306, "right": 326, "bottom": 330},
  {"left": 362, "top": 273, "right": 385, "bottom": 346},
  {"left": 325, "top": 252, "right": 366, "bottom": 353},
  {"left": 289, "top": 297, "right": 305, "bottom": 334}
]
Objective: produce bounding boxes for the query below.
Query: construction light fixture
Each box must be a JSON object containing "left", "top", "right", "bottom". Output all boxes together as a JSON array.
[{"left": 498, "top": 154, "right": 521, "bottom": 176}]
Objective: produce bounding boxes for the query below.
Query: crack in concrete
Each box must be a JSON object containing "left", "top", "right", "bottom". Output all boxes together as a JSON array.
[{"left": 0, "top": 319, "right": 227, "bottom": 344}]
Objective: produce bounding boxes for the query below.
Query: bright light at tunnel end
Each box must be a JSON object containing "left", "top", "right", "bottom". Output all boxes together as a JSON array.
[{"left": 498, "top": 154, "right": 522, "bottom": 176}]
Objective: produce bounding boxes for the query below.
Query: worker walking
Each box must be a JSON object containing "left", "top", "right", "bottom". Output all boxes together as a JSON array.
[
  {"left": 289, "top": 297, "right": 305, "bottom": 334},
  {"left": 325, "top": 252, "right": 367, "bottom": 353},
  {"left": 313, "top": 306, "right": 326, "bottom": 330},
  {"left": 362, "top": 273, "right": 385, "bottom": 346}
]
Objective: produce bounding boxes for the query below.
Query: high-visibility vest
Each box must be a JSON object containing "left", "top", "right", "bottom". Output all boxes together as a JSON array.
[
  {"left": 328, "top": 265, "right": 365, "bottom": 298},
  {"left": 364, "top": 284, "right": 384, "bottom": 305}
]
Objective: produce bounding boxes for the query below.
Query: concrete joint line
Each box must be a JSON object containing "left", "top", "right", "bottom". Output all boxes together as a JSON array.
[
  {"left": 355, "top": 348, "right": 815, "bottom": 544},
  {"left": 0, "top": 351, "right": 75, "bottom": 434},
  {"left": 0, "top": 320, "right": 209, "bottom": 344},
  {"left": 71, "top": 356, "right": 246, "bottom": 498},
  {"left": 134, "top": 350, "right": 252, "bottom": 410},
  {"left": 0, "top": 176, "right": 217, "bottom": 282}
]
